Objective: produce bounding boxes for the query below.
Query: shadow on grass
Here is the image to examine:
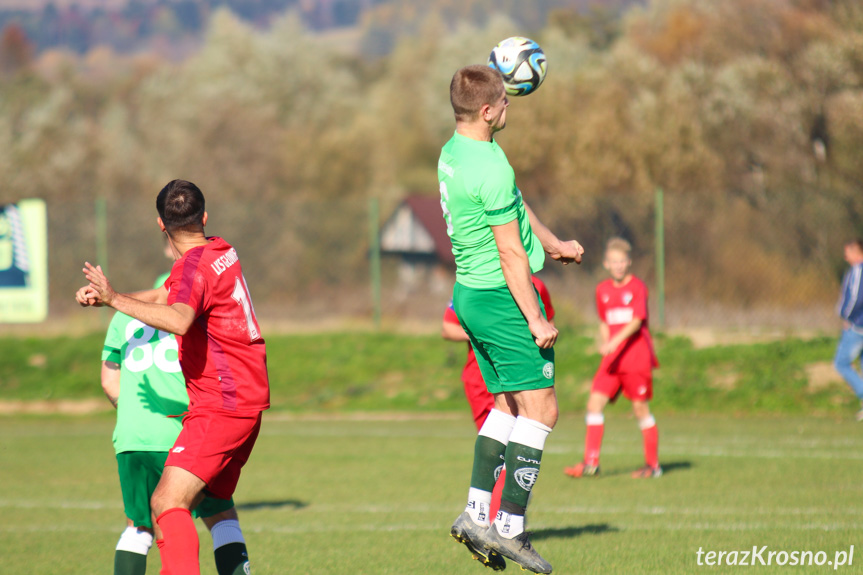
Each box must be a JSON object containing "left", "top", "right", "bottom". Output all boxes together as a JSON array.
[
  {"left": 236, "top": 499, "right": 309, "bottom": 511},
  {"left": 532, "top": 523, "right": 618, "bottom": 541},
  {"left": 660, "top": 461, "right": 692, "bottom": 475},
  {"left": 600, "top": 460, "right": 693, "bottom": 477}
]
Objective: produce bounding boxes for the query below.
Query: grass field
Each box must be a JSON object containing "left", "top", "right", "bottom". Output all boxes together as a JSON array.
[
  {"left": 3, "top": 411, "right": 862, "bottom": 574},
  {"left": 0, "top": 330, "right": 852, "bottom": 416}
]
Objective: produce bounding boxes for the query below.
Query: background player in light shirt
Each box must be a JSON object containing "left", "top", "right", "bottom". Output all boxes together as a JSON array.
[
  {"left": 77, "top": 179, "right": 269, "bottom": 575},
  {"left": 564, "top": 237, "right": 661, "bottom": 479}
]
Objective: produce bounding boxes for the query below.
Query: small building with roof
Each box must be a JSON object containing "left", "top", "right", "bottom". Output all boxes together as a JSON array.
[{"left": 379, "top": 195, "right": 454, "bottom": 296}]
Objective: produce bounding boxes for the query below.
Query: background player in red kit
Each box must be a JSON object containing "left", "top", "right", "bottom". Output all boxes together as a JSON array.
[
  {"left": 442, "top": 275, "right": 556, "bottom": 431},
  {"left": 564, "top": 237, "right": 661, "bottom": 479},
  {"left": 76, "top": 179, "right": 269, "bottom": 574}
]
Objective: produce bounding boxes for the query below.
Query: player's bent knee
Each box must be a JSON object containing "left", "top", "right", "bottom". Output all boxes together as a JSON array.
[
  {"left": 150, "top": 492, "right": 169, "bottom": 519},
  {"left": 588, "top": 390, "right": 611, "bottom": 409},
  {"left": 586, "top": 401, "right": 602, "bottom": 414},
  {"left": 537, "top": 404, "right": 559, "bottom": 429},
  {"left": 632, "top": 402, "right": 650, "bottom": 420},
  {"left": 549, "top": 407, "right": 559, "bottom": 428}
]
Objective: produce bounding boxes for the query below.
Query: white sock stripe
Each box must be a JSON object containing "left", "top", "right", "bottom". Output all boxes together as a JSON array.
[
  {"left": 210, "top": 519, "right": 245, "bottom": 550},
  {"left": 586, "top": 413, "right": 605, "bottom": 426},
  {"left": 466, "top": 488, "right": 493, "bottom": 526},
  {"left": 508, "top": 416, "right": 551, "bottom": 451},
  {"left": 478, "top": 409, "right": 517, "bottom": 445},
  {"left": 639, "top": 416, "right": 657, "bottom": 430},
  {"left": 467, "top": 487, "right": 493, "bottom": 506},
  {"left": 115, "top": 526, "right": 154, "bottom": 554},
  {"left": 494, "top": 510, "right": 525, "bottom": 538}
]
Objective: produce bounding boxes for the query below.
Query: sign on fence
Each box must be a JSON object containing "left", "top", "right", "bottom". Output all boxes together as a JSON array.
[{"left": 0, "top": 199, "right": 47, "bottom": 322}]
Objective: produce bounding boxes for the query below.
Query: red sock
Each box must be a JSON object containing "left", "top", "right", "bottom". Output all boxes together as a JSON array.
[
  {"left": 489, "top": 464, "right": 505, "bottom": 521},
  {"left": 641, "top": 421, "right": 659, "bottom": 469},
  {"left": 584, "top": 414, "right": 604, "bottom": 466},
  {"left": 156, "top": 508, "right": 200, "bottom": 575},
  {"left": 156, "top": 539, "right": 170, "bottom": 575}
]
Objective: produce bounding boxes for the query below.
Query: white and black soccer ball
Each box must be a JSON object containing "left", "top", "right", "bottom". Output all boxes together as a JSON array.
[{"left": 487, "top": 37, "right": 547, "bottom": 97}]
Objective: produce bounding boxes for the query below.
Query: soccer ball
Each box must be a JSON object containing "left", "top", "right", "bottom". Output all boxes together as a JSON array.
[{"left": 487, "top": 37, "right": 547, "bottom": 97}]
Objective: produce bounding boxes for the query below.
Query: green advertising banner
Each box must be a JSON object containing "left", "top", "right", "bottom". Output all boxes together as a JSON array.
[{"left": 0, "top": 199, "right": 47, "bottom": 323}]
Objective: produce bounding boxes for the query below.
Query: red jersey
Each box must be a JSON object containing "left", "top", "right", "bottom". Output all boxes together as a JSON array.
[
  {"left": 445, "top": 276, "right": 556, "bottom": 386},
  {"left": 166, "top": 237, "right": 270, "bottom": 413},
  {"left": 595, "top": 275, "right": 658, "bottom": 374}
]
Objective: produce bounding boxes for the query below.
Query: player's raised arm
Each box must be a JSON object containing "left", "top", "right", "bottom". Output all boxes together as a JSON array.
[
  {"left": 77, "top": 272, "right": 167, "bottom": 308},
  {"left": 80, "top": 262, "right": 196, "bottom": 336},
  {"left": 523, "top": 200, "right": 584, "bottom": 265},
  {"left": 127, "top": 286, "right": 169, "bottom": 305}
]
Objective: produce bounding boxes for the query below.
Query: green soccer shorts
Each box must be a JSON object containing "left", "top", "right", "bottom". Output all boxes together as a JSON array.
[
  {"left": 116, "top": 451, "right": 235, "bottom": 528},
  {"left": 452, "top": 282, "right": 555, "bottom": 394}
]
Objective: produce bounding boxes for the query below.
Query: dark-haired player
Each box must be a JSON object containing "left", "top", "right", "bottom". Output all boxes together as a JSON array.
[{"left": 77, "top": 180, "right": 269, "bottom": 575}]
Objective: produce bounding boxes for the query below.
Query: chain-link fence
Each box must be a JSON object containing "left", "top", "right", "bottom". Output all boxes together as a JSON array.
[
  {"left": 13, "top": 190, "right": 851, "bottom": 335},
  {"left": 46, "top": 196, "right": 376, "bottom": 330},
  {"left": 535, "top": 188, "right": 849, "bottom": 334}
]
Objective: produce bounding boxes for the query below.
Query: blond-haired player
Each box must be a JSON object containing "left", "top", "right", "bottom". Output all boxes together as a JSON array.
[{"left": 565, "top": 237, "right": 661, "bottom": 479}]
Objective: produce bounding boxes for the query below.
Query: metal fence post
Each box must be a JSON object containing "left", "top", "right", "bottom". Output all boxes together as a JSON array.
[
  {"left": 655, "top": 187, "right": 665, "bottom": 328},
  {"left": 369, "top": 197, "right": 381, "bottom": 329},
  {"left": 95, "top": 196, "right": 109, "bottom": 325}
]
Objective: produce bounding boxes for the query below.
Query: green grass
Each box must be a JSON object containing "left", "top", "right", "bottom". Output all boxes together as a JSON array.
[
  {"left": 0, "top": 330, "right": 852, "bottom": 415},
  {"left": 2, "top": 412, "right": 862, "bottom": 574}
]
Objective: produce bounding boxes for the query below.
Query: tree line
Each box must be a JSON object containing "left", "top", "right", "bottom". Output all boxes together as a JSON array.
[
  {"left": 2, "top": 0, "right": 862, "bottom": 311},
  {"left": 0, "top": 0, "right": 609, "bottom": 55}
]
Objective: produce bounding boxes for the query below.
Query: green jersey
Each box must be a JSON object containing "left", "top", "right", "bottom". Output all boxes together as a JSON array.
[
  {"left": 438, "top": 131, "right": 544, "bottom": 288},
  {"left": 101, "top": 274, "right": 188, "bottom": 454}
]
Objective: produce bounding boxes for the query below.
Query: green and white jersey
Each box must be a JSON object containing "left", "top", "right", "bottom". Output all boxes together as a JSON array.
[
  {"left": 101, "top": 274, "right": 188, "bottom": 454},
  {"left": 438, "top": 131, "right": 544, "bottom": 288}
]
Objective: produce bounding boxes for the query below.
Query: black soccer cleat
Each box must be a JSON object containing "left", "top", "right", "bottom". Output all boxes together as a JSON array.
[
  {"left": 485, "top": 524, "right": 552, "bottom": 574},
  {"left": 451, "top": 512, "right": 507, "bottom": 571}
]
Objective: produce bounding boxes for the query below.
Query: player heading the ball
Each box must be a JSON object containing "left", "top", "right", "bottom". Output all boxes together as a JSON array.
[{"left": 440, "top": 63, "right": 583, "bottom": 574}]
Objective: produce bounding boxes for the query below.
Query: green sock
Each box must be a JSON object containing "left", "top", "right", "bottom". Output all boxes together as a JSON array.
[
  {"left": 470, "top": 434, "right": 507, "bottom": 492},
  {"left": 114, "top": 550, "right": 147, "bottom": 575},
  {"left": 502, "top": 441, "right": 543, "bottom": 509},
  {"left": 214, "top": 542, "right": 250, "bottom": 575}
]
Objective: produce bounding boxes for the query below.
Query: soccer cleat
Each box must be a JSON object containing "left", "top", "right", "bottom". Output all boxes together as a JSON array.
[
  {"left": 855, "top": 406, "right": 863, "bottom": 422},
  {"left": 631, "top": 465, "right": 663, "bottom": 478},
  {"left": 485, "top": 524, "right": 552, "bottom": 574},
  {"left": 451, "top": 512, "right": 507, "bottom": 571},
  {"left": 563, "top": 461, "right": 599, "bottom": 478}
]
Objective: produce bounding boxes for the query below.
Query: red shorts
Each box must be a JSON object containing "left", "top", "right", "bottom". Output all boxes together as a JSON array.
[
  {"left": 166, "top": 409, "right": 263, "bottom": 499},
  {"left": 592, "top": 370, "right": 653, "bottom": 402}
]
